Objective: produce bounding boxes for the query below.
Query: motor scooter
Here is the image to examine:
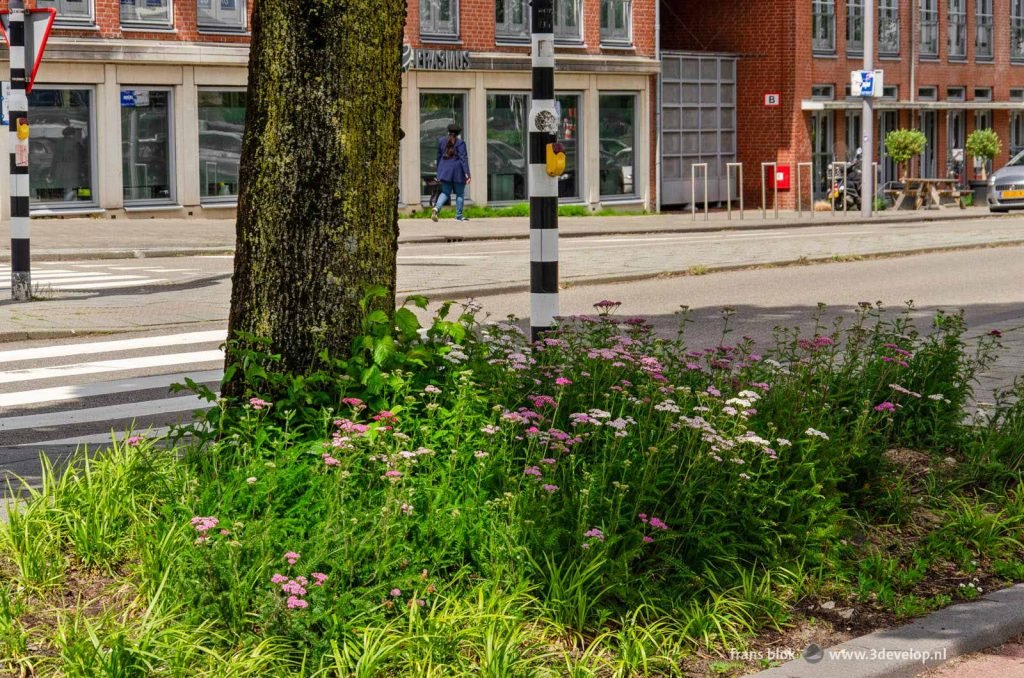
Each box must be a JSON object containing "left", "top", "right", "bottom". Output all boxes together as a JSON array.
[{"left": 829, "top": 148, "right": 863, "bottom": 210}]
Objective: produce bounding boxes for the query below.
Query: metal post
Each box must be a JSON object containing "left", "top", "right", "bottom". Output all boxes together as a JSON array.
[
  {"left": 760, "top": 162, "right": 777, "bottom": 219},
  {"left": 691, "top": 163, "right": 708, "bottom": 221},
  {"left": 842, "top": 162, "right": 849, "bottom": 216},
  {"left": 529, "top": 0, "right": 558, "bottom": 341},
  {"left": 726, "top": 162, "right": 743, "bottom": 219},
  {"left": 797, "top": 162, "right": 813, "bottom": 218},
  {"left": 861, "top": 0, "right": 875, "bottom": 217},
  {"left": 9, "top": 0, "right": 30, "bottom": 301}
]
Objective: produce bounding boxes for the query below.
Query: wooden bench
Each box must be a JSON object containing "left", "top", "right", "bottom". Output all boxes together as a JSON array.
[{"left": 887, "top": 178, "right": 965, "bottom": 210}]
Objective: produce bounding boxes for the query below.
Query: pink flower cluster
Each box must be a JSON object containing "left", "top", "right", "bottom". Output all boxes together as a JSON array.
[
  {"left": 249, "top": 397, "right": 271, "bottom": 410},
  {"left": 190, "top": 516, "right": 219, "bottom": 544},
  {"left": 874, "top": 401, "right": 897, "bottom": 412},
  {"left": 342, "top": 397, "right": 365, "bottom": 410},
  {"left": 125, "top": 435, "right": 143, "bottom": 447},
  {"left": 271, "top": 563, "right": 328, "bottom": 611}
]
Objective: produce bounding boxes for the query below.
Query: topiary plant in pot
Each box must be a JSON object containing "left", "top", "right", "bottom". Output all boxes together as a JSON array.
[
  {"left": 884, "top": 129, "right": 927, "bottom": 182},
  {"left": 966, "top": 128, "right": 1001, "bottom": 203}
]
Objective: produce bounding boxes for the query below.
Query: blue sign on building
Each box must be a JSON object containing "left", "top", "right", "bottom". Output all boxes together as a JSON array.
[{"left": 120, "top": 90, "right": 136, "bottom": 107}]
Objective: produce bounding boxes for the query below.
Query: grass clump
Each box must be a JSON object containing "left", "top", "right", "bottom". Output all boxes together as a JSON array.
[
  {"left": 402, "top": 203, "right": 648, "bottom": 219},
  {"left": 2, "top": 295, "right": 1022, "bottom": 675}
]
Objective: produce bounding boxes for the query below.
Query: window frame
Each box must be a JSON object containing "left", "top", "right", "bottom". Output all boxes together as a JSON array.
[
  {"left": 554, "top": 0, "right": 583, "bottom": 44},
  {"left": 419, "top": 0, "right": 459, "bottom": 43},
  {"left": 811, "top": 84, "right": 835, "bottom": 101},
  {"left": 812, "top": 0, "right": 836, "bottom": 54},
  {"left": 196, "top": 0, "right": 247, "bottom": 33},
  {"left": 120, "top": 86, "right": 177, "bottom": 206},
  {"left": 36, "top": 0, "right": 95, "bottom": 27},
  {"left": 495, "top": 0, "right": 529, "bottom": 44},
  {"left": 948, "top": 0, "right": 967, "bottom": 60},
  {"left": 27, "top": 85, "right": 99, "bottom": 212},
  {"left": 878, "top": 0, "right": 900, "bottom": 56},
  {"left": 600, "top": 0, "right": 633, "bottom": 47},
  {"left": 920, "top": 0, "right": 939, "bottom": 58},
  {"left": 120, "top": 0, "right": 174, "bottom": 29},
  {"left": 1013, "top": 0, "right": 1024, "bottom": 63},
  {"left": 976, "top": 0, "right": 994, "bottom": 60},
  {"left": 846, "top": 0, "right": 863, "bottom": 55}
]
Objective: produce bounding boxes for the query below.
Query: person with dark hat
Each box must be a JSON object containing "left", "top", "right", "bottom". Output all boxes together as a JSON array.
[{"left": 432, "top": 122, "right": 471, "bottom": 222}]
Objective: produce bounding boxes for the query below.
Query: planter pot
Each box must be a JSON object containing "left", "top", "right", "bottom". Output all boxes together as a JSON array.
[{"left": 969, "top": 179, "right": 989, "bottom": 205}]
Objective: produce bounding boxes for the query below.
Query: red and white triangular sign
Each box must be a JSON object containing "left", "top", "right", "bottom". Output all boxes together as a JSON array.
[{"left": 0, "top": 8, "right": 57, "bottom": 93}]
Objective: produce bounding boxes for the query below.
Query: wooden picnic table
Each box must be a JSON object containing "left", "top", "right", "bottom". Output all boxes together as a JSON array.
[{"left": 885, "top": 177, "right": 965, "bottom": 210}]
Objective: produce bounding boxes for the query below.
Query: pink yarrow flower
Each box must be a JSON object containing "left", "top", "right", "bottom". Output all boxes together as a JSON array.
[
  {"left": 284, "top": 551, "right": 301, "bottom": 566},
  {"left": 874, "top": 401, "right": 897, "bottom": 412},
  {"left": 390, "top": 588, "right": 402, "bottom": 597},
  {"left": 286, "top": 596, "right": 308, "bottom": 609},
  {"left": 311, "top": 572, "right": 328, "bottom": 586},
  {"left": 249, "top": 397, "right": 271, "bottom": 410},
  {"left": 125, "top": 435, "right": 143, "bottom": 447},
  {"left": 584, "top": 528, "right": 606, "bottom": 541}
]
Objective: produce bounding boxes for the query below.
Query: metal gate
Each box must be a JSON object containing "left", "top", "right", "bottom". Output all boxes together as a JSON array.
[{"left": 660, "top": 51, "right": 738, "bottom": 206}]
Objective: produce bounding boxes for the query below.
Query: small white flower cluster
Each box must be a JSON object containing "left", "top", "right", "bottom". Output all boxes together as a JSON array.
[
  {"left": 654, "top": 400, "right": 681, "bottom": 413},
  {"left": 805, "top": 427, "right": 830, "bottom": 440}
]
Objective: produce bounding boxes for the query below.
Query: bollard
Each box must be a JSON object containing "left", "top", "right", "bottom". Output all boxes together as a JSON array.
[
  {"left": 691, "top": 163, "right": 709, "bottom": 222},
  {"left": 760, "top": 162, "right": 778, "bottom": 219},
  {"left": 726, "top": 162, "right": 743, "bottom": 220},
  {"left": 797, "top": 162, "right": 813, "bottom": 218}
]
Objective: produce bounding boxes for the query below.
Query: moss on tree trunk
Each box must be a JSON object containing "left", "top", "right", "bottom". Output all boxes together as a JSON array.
[{"left": 225, "top": 0, "right": 406, "bottom": 396}]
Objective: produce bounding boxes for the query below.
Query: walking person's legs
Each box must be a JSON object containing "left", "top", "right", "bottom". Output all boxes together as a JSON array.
[
  {"left": 453, "top": 182, "right": 466, "bottom": 221},
  {"left": 433, "top": 181, "right": 454, "bottom": 221}
]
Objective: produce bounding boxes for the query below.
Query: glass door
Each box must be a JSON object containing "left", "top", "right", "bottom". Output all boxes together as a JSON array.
[{"left": 121, "top": 87, "right": 174, "bottom": 204}]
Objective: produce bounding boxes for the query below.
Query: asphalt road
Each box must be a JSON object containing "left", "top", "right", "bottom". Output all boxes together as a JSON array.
[{"left": 2, "top": 245, "right": 1022, "bottom": 499}]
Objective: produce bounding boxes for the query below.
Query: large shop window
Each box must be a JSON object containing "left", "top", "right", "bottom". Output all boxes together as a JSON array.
[
  {"left": 846, "top": 0, "right": 863, "bottom": 54},
  {"left": 36, "top": 0, "right": 93, "bottom": 25},
  {"left": 554, "top": 0, "right": 582, "bottom": 43},
  {"left": 121, "top": 0, "right": 172, "bottom": 27},
  {"left": 599, "top": 94, "right": 636, "bottom": 198},
  {"left": 198, "top": 0, "right": 246, "bottom": 31},
  {"left": 976, "top": 0, "right": 994, "bottom": 59},
  {"left": 1014, "top": 0, "right": 1024, "bottom": 62},
  {"left": 420, "top": 0, "right": 458, "bottom": 42},
  {"left": 121, "top": 88, "right": 174, "bottom": 204},
  {"left": 199, "top": 90, "right": 246, "bottom": 202},
  {"left": 487, "top": 93, "right": 529, "bottom": 203},
  {"left": 496, "top": 0, "right": 528, "bottom": 41},
  {"left": 812, "top": 0, "right": 836, "bottom": 54},
  {"left": 948, "top": 0, "right": 967, "bottom": 59},
  {"left": 601, "top": 0, "right": 632, "bottom": 46},
  {"left": 28, "top": 88, "right": 95, "bottom": 207},
  {"left": 878, "top": 0, "right": 899, "bottom": 55},
  {"left": 419, "top": 92, "right": 466, "bottom": 200},
  {"left": 920, "top": 0, "right": 939, "bottom": 57}
]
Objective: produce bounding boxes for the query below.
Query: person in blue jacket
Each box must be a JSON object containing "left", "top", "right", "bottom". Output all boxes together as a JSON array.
[{"left": 432, "top": 123, "right": 471, "bottom": 222}]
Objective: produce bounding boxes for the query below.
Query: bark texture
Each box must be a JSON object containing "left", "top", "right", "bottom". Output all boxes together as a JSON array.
[{"left": 226, "top": 0, "right": 406, "bottom": 394}]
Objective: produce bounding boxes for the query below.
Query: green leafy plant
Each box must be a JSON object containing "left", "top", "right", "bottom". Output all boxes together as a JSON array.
[
  {"left": 885, "top": 128, "right": 927, "bottom": 179},
  {"left": 965, "top": 128, "right": 1002, "bottom": 180}
]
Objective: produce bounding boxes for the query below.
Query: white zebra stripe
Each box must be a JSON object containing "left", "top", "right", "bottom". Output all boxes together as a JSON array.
[
  {"left": 530, "top": 228, "right": 559, "bottom": 263},
  {"left": 530, "top": 293, "right": 560, "bottom": 329}
]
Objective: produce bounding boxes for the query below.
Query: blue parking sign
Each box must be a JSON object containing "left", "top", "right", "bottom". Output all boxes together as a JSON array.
[{"left": 121, "top": 90, "right": 136, "bottom": 107}]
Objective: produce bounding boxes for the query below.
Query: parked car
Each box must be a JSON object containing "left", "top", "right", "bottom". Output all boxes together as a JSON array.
[{"left": 987, "top": 150, "right": 1024, "bottom": 212}]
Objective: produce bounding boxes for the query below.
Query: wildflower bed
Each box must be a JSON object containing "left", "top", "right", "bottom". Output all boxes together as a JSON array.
[{"left": 2, "top": 296, "right": 1023, "bottom": 676}]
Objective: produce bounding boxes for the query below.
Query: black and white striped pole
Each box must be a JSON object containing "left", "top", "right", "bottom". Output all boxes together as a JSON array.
[
  {"left": 8, "top": 0, "right": 31, "bottom": 301},
  {"left": 529, "top": 0, "right": 560, "bottom": 341}
]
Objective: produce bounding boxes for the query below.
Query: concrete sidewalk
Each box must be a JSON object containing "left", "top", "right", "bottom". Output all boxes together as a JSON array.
[{"left": 0, "top": 205, "right": 1005, "bottom": 261}]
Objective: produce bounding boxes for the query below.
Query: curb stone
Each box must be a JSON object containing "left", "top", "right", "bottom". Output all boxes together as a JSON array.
[{"left": 752, "top": 584, "right": 1024, "bottom": 678}]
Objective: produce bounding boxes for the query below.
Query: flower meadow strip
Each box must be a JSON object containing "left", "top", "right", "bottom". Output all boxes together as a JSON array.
[{"left": 1, "top": 299, "right": 1022, "bottom": 675}]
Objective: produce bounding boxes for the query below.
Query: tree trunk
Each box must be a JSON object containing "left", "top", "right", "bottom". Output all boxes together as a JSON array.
[{"left": 225, "top": 0, "right": 406, "bottom": 397}]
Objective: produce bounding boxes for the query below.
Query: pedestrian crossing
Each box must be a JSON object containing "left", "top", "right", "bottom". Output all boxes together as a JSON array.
[
  {"left": 0, "top": 261, "right": 203, "bottom": 292},
  {"left": 0, "top": 329, "right": 226, "bottom": 450}
]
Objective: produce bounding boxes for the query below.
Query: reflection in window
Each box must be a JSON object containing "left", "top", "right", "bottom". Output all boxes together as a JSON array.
[
  {"left": 420, "top": 0, "right": 458, "bottom": 40},
  {"left": 198, "top": 0, "right": 246, "bottom": 31},
  {"left": 948, "top": 0, "right": 967, "bottom": 59},
  {"left": 496, "top": 0, "right": 528, "bottom": 41},
  {"left": 36, "top": 0, "right": 93, "bottom": 24},
  {"left": 555, "top": 0, "right": 582, "bottom": 42},
  {"left": 599, "top": 94, "right": 636, "bottom": 198},
  {"left": 879, "top": 0, "right": 899, "bottom": 55},
  {"left": 846, "top": 0, "right": 863, "bottom": 54},
  {"left": 28, "top": 89, "right": 94, "bottom": 205},
  {"left": 920, "top": 0, "right": 939, "bottom": 57},
  {"left": 601, "top": 0, "right": 631, "bottom": 45},
  {"left": 487, "top": 93, "right": 528, "bottom": 202},
  {"left": 420, "top": 92, "right": 466, "bottom": 199},
  {"left": 557, "top": 95, "right": 581, "bottom": 200},
  {"left": 812, "top": 0, "right": 836, "bottom": 53},
  {"left": 120, "top": 0, "right": 172, "bottom": 26},
  {"left": 121, "top": 89, "right": 173, "bottom": 203},
  {"left": 1013, "top": 0, "right": 1024, "bottom": 62},
  {"left": 199, "top": 90, "right": 246, "bottom": 200},
  {"left": 976, "top": 0, "right": 994, "bottom": 59}
]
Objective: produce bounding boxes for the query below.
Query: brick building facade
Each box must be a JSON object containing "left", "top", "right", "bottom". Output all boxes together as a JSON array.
[
  {"left": 661, "top": 0, "right": 1024, "bottom": 209},
  {"left": 0, "top": 0, "right": 659, "bottom": 219}
]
